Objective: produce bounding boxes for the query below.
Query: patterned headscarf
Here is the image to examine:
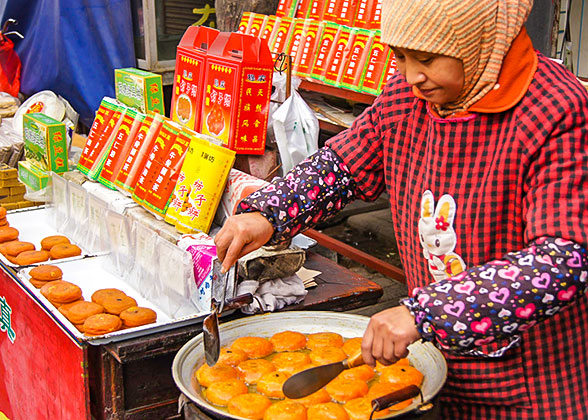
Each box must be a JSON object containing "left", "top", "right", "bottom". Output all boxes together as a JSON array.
[{"left": 380, "top": 0, "right": 534, "bottom": 116}]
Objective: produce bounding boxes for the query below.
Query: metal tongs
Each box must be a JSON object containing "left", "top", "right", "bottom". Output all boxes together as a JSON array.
[{"left": 203, "top": 259, "right": 253, "bottom": 366}]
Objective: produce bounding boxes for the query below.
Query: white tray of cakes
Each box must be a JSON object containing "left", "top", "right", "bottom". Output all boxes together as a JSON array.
[
  {"left": 16, "top": 256, "right": 207, "bottom": 345},
  {"left": 0, "top": 206, "right": 90, "bottom": 268}
]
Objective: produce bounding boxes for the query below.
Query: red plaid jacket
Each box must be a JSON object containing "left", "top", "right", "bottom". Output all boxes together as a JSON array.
[{"left": 324, "top": 53, "right": 588, "bottom": 419}]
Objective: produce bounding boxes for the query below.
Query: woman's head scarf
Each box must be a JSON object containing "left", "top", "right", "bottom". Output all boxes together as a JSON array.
[{"left": 380, "top": 0, "right": 533, "bottom": 116}]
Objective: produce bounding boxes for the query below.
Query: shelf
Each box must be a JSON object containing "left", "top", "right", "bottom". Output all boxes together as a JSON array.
[{"left": 299, "top": 80, "right": 376, "bottom": 105}]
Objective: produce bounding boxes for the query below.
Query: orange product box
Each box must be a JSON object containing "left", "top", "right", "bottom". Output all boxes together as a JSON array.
[
  {"left": 369, "top": 0, "right": 382, "bottom": 29},
  {"left": 307, "top": 0, "right": 326, "bottom": 20},
  {"left": 276, "top": 0, "right": 298, "bottom": 17},
  {"left": 322, "top": 25, "right": 355, "bottom": 87},
  {"left": 335, "top": 0, "right": 358, "bottom": 26},
  {"left": 248, "top": 13, "right": 267, "bottom": 37},
  {"left": 171, "top": 26, "right": 220, "bottom": 132},
  {"left": 379, "top": 49, "right": 398, "bottom": 91},
  {"left": 165, "top": 134, "right": 236, "bottom": 234},
  {"left": 353, "top": 0, "right": 375, "bottom": 28},
  {"left": 114, "top": 113, "right": 166, "bottom": 194},
  {"left": 340, "top": 28, "right": 374, "bottom": 90},
  {"left": 285, "top": 18, "right": 307, "bottom": 62},
  {"left": 78, "top": 97, "right": 118, "bottom": 170},
  {"left": 78, "top": 102, "right": 129, "bottom": 179},
  {"left": 97, "top": 109, "right": 146, "bottom": 189},
  {"left": 238, "top": 11, "right": 254, "bottom": 33},
  {"left": 322, "top": 0, "right": 339, "bottom": 22},
  {"left": 132, "top": 120, "right": 183, "bottom": 203},
  {"left": 309, "top": 22, "right": 340, "bottom": 81},
  {"left": 293, "top": 21, "right": 323, "bottom": 78},
  {"left": 294, "top": 0, "right": 313, "bottom": 18},
  {"left": 269, "top": 16, "right": 294, "bottom": 54},
  {"left": 199, "top": 32, "right": 274, "bottom": 155},
  {"left": 259, "top": 15, "right": 280, "bottom": 42},
  {"left": 360, "top": 33, "right": 389, "bottom": 95},
  {"left": 140, "top": 128, "right": 192, "bottom": 217}
]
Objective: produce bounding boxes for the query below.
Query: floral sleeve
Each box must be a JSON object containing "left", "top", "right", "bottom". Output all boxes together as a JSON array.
[
  {"left": 402, "top": 237, "right": 588, "bottom": 356},
  {"left": 237, "top": 147, "right": 357, "bottom": 244}
]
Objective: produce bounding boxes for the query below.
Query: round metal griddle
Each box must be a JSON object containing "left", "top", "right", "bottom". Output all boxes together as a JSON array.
[{"left": 172, "top": 311, "right": 447, "bottom": 419}]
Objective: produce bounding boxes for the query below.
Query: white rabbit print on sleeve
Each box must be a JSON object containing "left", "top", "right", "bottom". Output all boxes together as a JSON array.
[{"left": 419, "top": 190, "right": 466, "bottom": 281}]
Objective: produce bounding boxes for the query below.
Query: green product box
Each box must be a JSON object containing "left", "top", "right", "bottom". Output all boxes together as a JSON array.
[
  {"left": 115, "top": 67, "right": 165, "bottom": 115},
  {"left": 23, "top": 113, "right": 69, "bottom": 174},
  {"left": 18, "top": 161, "right": 50, "bottom": 191}
]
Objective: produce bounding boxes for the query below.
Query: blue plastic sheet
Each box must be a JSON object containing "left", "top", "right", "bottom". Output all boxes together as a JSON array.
[{"left": 1, "top": 0, "right": 136, "bottom": 126}]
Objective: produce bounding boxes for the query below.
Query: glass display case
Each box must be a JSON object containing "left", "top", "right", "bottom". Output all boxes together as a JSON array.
[{"left": 131, "top": 0, "right": 216, "bottom": 83}]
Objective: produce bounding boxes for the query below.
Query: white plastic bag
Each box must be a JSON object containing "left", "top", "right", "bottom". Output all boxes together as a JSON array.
[{"left": 272, "top": 89, "right": 319, "bottom": 174}]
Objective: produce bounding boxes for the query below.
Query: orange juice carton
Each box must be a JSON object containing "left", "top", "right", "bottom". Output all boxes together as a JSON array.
[
  {"left": 340, "top": 28, "right": 374, "bottom": 90},
  {"left": 286, "top": 18, "right": 307, "bottom": 62},
  {"left": 200, "top": 32, "right": 273, "bottom": 155},
  {"left": 322, "top": 25, "right": 355, "bottom": 87},
  {"left": 269, "top": 16, "right": 294, "bottom": 54},
  {"left": 309, "top": 22, "right": 340, "bottom": 81},
  {"left": 308, "top": 0, "right": 326, "bottom": 20},
  {"left": 165, "top": 134, "right": 236, "bottom": 234},
  {"left": 294, "top": 0, "right": 313, "bottom": 18},
  {"left": 114, "top": 68, "right": 164, "bottom": 114},
  {"left": 97, "top": 109, "right": 146, "bottom": 189},
  {"left": 335, "top": 0, "right": 357, "bottom": 25},
  {"left": 379, "top": 49, "right": 398, "bottom": 91},
  {"left": 132, "top": 120, "right": 183, "bottom": 203},
  {"left": 140, "top": 128, "right": 192, "bottom": 217},
  {"left": 293, "top": 21, "right": 323, "bottom": 78},
  {"left": 78, "top": 101, "right": 129, "bottom": 179},
  {"left": 260, "top": 15, "right": 280, "bottom": 42},
  {"left": 78, "top": 97, "right": 118, "bottom": 170},
  {"left": 360, "top": 33, "right": 389, "bottom": 95},
  {"left": 322, "top": 0, "right": 339, "bottom": 22},
  {"left": 276, "top": 0, "right": 298, "bottom": 17},
  {"left": 114, "top": 113, "right": 166, "bottom": 195},
  {"left": 171, "top": 26, "right": 219, "bottom": 132},
  {"left": 22, "top": 113, "right": 68, "bottom": 174},
  {"left": 238, "top": 11, "right": 254, "bottom": 33}
]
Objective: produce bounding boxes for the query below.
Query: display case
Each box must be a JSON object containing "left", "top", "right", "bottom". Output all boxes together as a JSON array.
[{"left": 131, "top": 0, "right": 216, "bottom": 83}]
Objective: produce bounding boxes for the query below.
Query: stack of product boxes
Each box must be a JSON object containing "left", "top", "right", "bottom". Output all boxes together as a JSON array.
[
  {"left": 238, "top": 0, "right": 396, "bottom": 95},
  {"left": 19, "top": 112, "right": 69, "bottom": 191}
]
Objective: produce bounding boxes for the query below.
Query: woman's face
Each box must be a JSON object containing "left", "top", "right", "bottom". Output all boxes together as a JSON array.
[{"left": 391, "top": 47, "right": 464, "bottom": 106}]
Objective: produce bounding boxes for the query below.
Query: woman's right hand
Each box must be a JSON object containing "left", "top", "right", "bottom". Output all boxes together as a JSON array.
[{"left": 214, "top": 212, "right": 275, "bottom": 273}]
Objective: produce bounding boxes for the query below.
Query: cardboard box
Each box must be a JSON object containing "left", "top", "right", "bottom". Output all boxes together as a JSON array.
[
  {"left": 18, "top": 161, "right": 50, "bottom": 191},
  {"left": 286, "top": 18, "right": 308, "bottom": 63},
  {"left": 170, "top": 26, "right": 219, "bottom": 132},
  {"left": 294, "top": 0, "right": 313, "bottom": 18},
  {"left": 200, "top": 32, "right": 273, "bottom": 155},
  {"left": 379, "top": 50, "right": 398, "bottom": 91},
  {"left": 114, "top": 68, "right": 165, "bottom": 115},
  {"left": 22, "top": 113, "right": 68, "bottom": 174},
  {"left": 307, "top": 0, "right": 326, "bottom": 20},
  {"left": 269, "top": 16, "right": 294, "bottom": 55},
  {"left": 335, "top": 0, "right": 358, "bottom": 25},
  {"left": 259, "top": 15, "right": 280, "bottom": 42}
]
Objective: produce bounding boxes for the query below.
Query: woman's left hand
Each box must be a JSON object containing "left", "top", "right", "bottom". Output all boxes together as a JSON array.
[{"left": 361, "top": 306, "right": 422, "bottom": 366}]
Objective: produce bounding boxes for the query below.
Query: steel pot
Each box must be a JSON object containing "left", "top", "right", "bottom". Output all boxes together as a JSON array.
[{"left": 172, "top": 311, "right": 447, "bottom": 419}]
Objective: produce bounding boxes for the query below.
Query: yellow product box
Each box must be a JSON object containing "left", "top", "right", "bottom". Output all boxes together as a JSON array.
[
  {"left": 0, "top": 163, "right": 17, "bottom": 179},
  {"left": 165, "top": 134, "right": 235, "bottom": 234},
  {"left": 115, "top": 67, "right": 165, "bottom": 114},
  {"left": 17, "top": 161, "right": 50, "bottom": 191}
]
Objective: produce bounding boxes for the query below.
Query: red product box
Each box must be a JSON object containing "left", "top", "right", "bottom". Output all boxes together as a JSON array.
[
  {"left": 132, "top": 120, "right": 182, "bottom": 203},
  {"left": 293, "top": 21, "right": 323, "bottom": 77},
  {"left": 238, "top": 12, "right": 253, "bottom": 33},
  {"left": 307, "top": 0, "right": 326, "bottom": 20},
  {"left": 353, "top": 0, "right": 375, "bottom": 28},
  {"left": 269, "top": 16, "right": 294, "bottom": 54},
  {"left": 140, "top": 129, "right": 192, "bottom": 217},
  {"left": 170, "top": 26, "right": 219, "bottom": 133},
  {"left": 286, "top": 18, "right": 307, "bottom": 61},
  {"left": 379, "top": 49, "right": 398, "bottom": 91},
  {"left": 309, "top": 22, "right": 340, "bottom": 81},
  {"left": 340, "top": 28, "right": 374, "bottom": 90},
  {"left": 200, "top": 33, "right": 273, "bottom": 155},
  {"left": 360, "top": 33, "right": 389, "bottom": 95},
  {"left": 322, "top": 0, "right": 339, "bottom": 22},
  {"left": 114, "top": 113, "right": 166, "bottom": 194},
  {"left": 97, "top": 109, "right": 146, "bottom": 189},
  {"left": 369, "top": 0, "right": 382, "bottom": 29},
  {"left": 294, "top": 0, "right": 313, "bottom": 18},
  {"left": 335, "top": 0, "right": 358, "bottom": 26},
  {"left": 322, "top": 26, "right": 355, "bottom": 86},
  {"left": 248, "top": 13, "right": 267, "bottom": 37},
  {"left": 276, "top": 0, "right": 298, "bottom": 17},
  {"left": 77, "top": 97, "right": 118, "bottom": 170}
]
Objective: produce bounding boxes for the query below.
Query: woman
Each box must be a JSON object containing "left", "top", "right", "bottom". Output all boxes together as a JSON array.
[{"left": 214, "top": 0, "right": 588, "bottom": 417}]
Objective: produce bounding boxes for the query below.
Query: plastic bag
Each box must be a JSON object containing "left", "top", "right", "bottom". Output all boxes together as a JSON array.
[{"left": 272, "top": 89, "right": 319, "bottom": 174}]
